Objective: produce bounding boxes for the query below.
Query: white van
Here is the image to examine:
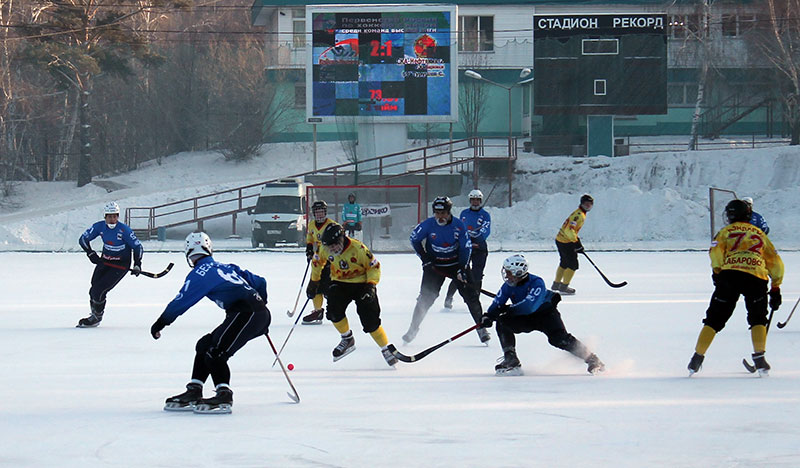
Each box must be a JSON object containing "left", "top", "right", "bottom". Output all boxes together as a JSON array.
[{"left": 248, "top": 179, "right": 310, "bottom": 247}]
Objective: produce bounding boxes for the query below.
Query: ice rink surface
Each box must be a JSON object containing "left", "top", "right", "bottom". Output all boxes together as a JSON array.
[{"left": 2, "top": 250, "right": 799, "bottom": 467}]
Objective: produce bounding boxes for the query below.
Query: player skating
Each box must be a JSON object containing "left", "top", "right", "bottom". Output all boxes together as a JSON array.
[
  {"left": 403, "top": 196, "right": 489, "bottom": 345},
  {"left": 309, "top": 223, "right": 397, "bottom": 366},
  {"left": 481, "top": 254, "right": 604, "bottom": 376},
  {"left": 687, "top": 199, "right": 783, "bottom": 377},
  {"left": 552, "top": 194, "right": 593, "bottom": 295},
  {"left": 443, "top": 189, "right": 491, "bottom": 310},
  {"left": 151, "top": 232, "right": 271, "bottom": 414},
  {"left": 341, "top": 192, "right": 362, "bottom": 239},
  {"left": 302, "top": 200, "right": 335, "bottom": 325},
  {"left": 742, "top": 197, "right": 770, "bottom": 235},
  {"left": 76, "top": 201, "right": 143, "bottom": 328}
]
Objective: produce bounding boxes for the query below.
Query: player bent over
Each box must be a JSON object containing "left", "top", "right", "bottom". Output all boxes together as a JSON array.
[
  {"left": 308, "top": 223, "right": 397, "bottom": 366},
  {"left": 77, "top": 201, "right": 143, "bottom": 327},
  {"left": 150, "top": 232, "right": 271, "bottom": 414},
  {"left": 552, "top": 194, "right": 593, "bottom": 295},
  {"left": 688, "top": 199, "right": 783, "bottom": 377},
  {"left": 481, "top": 254, "right": 604, "bottom": 376},
  {"left": 302, "top": 200, "right": 335, "bottom": 325}
]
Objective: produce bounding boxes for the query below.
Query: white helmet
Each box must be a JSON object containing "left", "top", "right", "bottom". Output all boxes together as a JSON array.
[
  {"left": 468, "top": 189, "right": 484, "bottom": 201},
  {"left": 742, "top": 197, "right": 754, "bottom": 208},
  {"left": 185, "top": 232, "right": 213, "bottom": 267},
  {"left": 502, "top": 254, "right": 529, "bottom": 285},
  {"left": 104, "top": 202, "right": 120, "bottom": 216}
]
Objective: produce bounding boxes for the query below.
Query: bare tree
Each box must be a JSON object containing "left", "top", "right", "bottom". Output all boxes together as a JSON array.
[{"left": 459, "top": 55, "right": 490, "bottom": 139}]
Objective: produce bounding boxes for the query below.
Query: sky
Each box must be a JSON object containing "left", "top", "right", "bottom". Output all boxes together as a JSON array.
[{"left": 1, "top": 139, "right": 799, "bottom": 467}]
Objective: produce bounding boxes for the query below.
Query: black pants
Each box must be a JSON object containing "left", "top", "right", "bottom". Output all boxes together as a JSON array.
[
  {"left": 703, "top": 269, "right": 769, "bottom": 332},
  {"left": 556, "top": 241, "right": 579, "bottom": 270},
  {"left": 445, "top": 248, "right": 488, "bottom": 301},
  {"left": 88, "top": 262, "right": 128, "bottom": 312},
  {"left": 495, "top": 304, "right": 588, "bottom": 359},
  {"left": 414, "top": 265, "right": 483, "bottom": 326},
  {"left": 192, "top": 298, "right": 271, "bottom": 387},
  {"left": 325, "top": 281, "right": 381, "bottom": 333}
]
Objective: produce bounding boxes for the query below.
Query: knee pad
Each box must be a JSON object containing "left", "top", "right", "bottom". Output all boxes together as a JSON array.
[
  {"left": 204, "top": 346, "right": 229, "bottom": 364},
  {"left": 196, "top": 334, "right": 213, "bottom": 354}
]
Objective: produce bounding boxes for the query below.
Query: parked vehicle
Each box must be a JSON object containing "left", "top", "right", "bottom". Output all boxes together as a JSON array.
[{"left": 248, "top": 179, "right": 310, "bottom": 247}]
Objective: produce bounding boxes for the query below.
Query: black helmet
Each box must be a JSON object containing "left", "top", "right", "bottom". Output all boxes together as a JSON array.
[
  {"left": 432, "top": 196, "right": 453, "bottom": 213},
  {"left": 321, "top": 223, "right": 345, "bottom": 246},
  {"left": 725, "top": 199, "right": 750, "bottom": 224},
  {"left": 580, "top": 194, "right": 594, "bottom": 205},
  {"left": 312, "top": 200, "right": 327, "bottom": 212}
]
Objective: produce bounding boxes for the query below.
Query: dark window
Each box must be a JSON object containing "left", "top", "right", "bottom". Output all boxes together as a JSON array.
[{"left": 254, "top": 196, "right": 302, "bottom": 214}]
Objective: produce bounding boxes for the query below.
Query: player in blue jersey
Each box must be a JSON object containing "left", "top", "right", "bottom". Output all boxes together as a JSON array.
[
  {"left": 480, "top": 254, "right": 604, "bottom": 376},
  {"left": 77, "top": 202, "right": 143, "bottom": 328},
  {"left": 403, "top": 196, "right": 489, "bottom": 345},
  {"left": 443, "top": 189, "right": 491, "bottom": 309},
  {"left": 150, "top": 232, "right": 271, "bottom": 414},
  {"left": 742, "top": 197, "right": 770, "bottom": 235}
]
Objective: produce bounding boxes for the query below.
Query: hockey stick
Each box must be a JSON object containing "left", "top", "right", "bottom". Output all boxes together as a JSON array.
[
  {"left": 432, "top": 266, "right": 496, "bottom": 298},
  {"left": 388, "top": 324, "right": 479, "bottom": 363},
  {"left": 272, "top": 298, "right": 312, "bottom": 368},
  {"left": 579, "top": 252, "right": 627, "bottom": 288},
  {"left": 103, "top": 262, "right": 174, "bottom": 279},
  {"left": 265, "top": 334, "right": 300, "bottom": 403},
  {"left": 742, "top": 306, "right": 775, "bottom": 373},
  {"left": 776, "top": 296, "right": 800, "bottom": 329},
  {"left": 287, "top": 259, "right": 311, "bottom": 317}
]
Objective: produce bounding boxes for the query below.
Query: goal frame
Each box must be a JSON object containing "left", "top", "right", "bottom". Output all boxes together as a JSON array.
[{"left": 709, "top": 186, "right": 737, "bottom": 239}]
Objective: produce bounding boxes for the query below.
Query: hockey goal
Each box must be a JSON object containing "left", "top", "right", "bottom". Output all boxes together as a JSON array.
[
  {"left": 307, "top": 185, "right": 422, "bottom": 252},
  {"left": 709, "top": 187, "right": 737, "bottom": 238}
]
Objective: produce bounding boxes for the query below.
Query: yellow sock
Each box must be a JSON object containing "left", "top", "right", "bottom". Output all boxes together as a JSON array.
[
  {"left": 555, "top": 266, "right": 565, "bottom": 283},
  {"left": 751, "top": 325, "right": 767, "bottom": 353},
  {"left": 313, "top": 294, "right": 323, "bottom": 311},
  {"left": 333, "top": 318, "right": 350, "bottom": 335},
  {"left": 562, "top": 268, "right": 576, "bottom": 285},
  {"left": 369, "top": 326, "right": 389, "bottom": 348},
  {"left": 694, "top": 325, "right": 717, "bottom": 355}
]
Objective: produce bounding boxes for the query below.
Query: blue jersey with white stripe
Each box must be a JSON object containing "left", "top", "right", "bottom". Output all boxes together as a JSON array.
[
  {"left": 459, "top": 207, "right": 491, "bottom": 250},
  {"left": 160, "top": 256, "right": 268, "bottom": 325},
  {"left": 79, "top": 221, "right": 143, "bottom": 264},
  {"left": 487, "top": 274, "right": 554, "bottom": 317},
  {"left": 750, "top": 211, "right": 769, "bottom": 235},
  {"left": 409, "top": 216, "right": 471, "bottom": 268}
]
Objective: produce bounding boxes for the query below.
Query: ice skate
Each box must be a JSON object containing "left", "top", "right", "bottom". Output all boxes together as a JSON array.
[
  {"left": 332, "top": 331, "right": 356, "bottom": 361},
  {"left": 193, "top": 384, "right": 233, "bottom": 414},
  {"left": 585, "top": 353, "right": 605, "bottom": 374},
  {"left": 302, "top": 308, "right": 324, "bottom": 325},
  {"left": 76, "top": 312, "right": 103, "bottom": 328},
  {"left": 752, "top": 352, "right": 770, "bottom": 377},
  {"left": 551, "top": 281, "right": 562, "bottom": 291},
  {"left": 164, "top": 381, "right": 203, "bottom": 411},
  {"left": 402, "top": 326, "right": 418, "bottom": 344},
  {"left": 381, "top": 346, "right": 398, "bottom": 367},
  {"left": 687, "top": 352, "right": 704, "bottom": 376},
  {"left": 495, "top": 348, "right": 522, "bottom": 376},
  {"left": 477, "top": 327, "right": 491, "bottom": 345},
  {"left": 443, "top": 296, "right": 453, "bottom": 309},
  {"left": 559, "top": 283, "right": 576, "bottom": 295}
]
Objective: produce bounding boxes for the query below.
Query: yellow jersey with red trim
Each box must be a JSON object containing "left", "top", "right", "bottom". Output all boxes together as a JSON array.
[
  {"left": 311, "top": 237, "right": 380, "bottom": 284},
  {"left": 710, "top": 221, "right": 783, "bottom": 287},
  {"left": 306, "top": 218, "right": 335, "bottom": 253},
  {"left": 555, "top": 207, "right": 586, "bottom": 243}
]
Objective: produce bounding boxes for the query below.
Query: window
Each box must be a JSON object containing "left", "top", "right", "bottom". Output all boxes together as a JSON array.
[
  {"left": 723, "top": 13, "right": 758, "bottom": 36},
  {"left": 594, "top": 79, "right": 607, "bottom": 96},
  {"left": 582, "top": 38, "right": 618, "bottom": 55},
  {"left": 459, "top": 15, "right": 493, "bottom": 52},
  {"left": 294, "top": 84, "right": 306, "bottom": 109},
  {"left": 292, "top": 9, "right": 305, "bottom": 49},
  {"left": 667, "top": 84, "right": 698, "bottom": 106}
]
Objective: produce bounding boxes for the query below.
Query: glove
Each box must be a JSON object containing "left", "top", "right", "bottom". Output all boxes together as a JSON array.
[
  {"left": 360, "top": 283, "right": 377, "bottom": 301},
  {"left": 769, "top": 287, "right": 781, "bottom": 311},
  {"left": 150, "top": 317, "right": 168, "bottom": 339},
  {"left": 87, "top": 251, "right": 100, "bottom": 264},
  {"left": 456, "top": 268, "right": 470, "bottom": 284},
  {"left": 306, "top": 280, "right": 320, "bottom": 299},
  {"left": 305, "top": 244, "right": 314, "bottom": 261},
  {"left": 130, "top": 264, "right": 141, "bottom": 277},
  {"left": 421, "top": 258, "right": 434, "bottom": 272},
  {"left": 574, "top": 240, "right": 584, "bottom": 254},
  {"left": 479, "top": 313, "right": 494, "bottom": 329},
  {"left": 355, "top": 222, "right": 362, "bottom": 231}
]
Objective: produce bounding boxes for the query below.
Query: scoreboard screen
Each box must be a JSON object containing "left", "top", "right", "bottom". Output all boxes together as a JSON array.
[{"left": 306, "top": 5, "right": 458, "bottom": 123}]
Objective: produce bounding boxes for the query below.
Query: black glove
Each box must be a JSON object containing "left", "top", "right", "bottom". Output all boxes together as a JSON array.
[
  {"left": 479, "top": 313, "right": 494, "bottom": 329},
  {"left": 360, "top": 283, "right": 377, "bottom": 301},
  {"left": 421, "top": 258, "right": 434, "bottom": 272},
  {"left": 305, "top": 244, "right": 314, "bottom": 261},
  {"left": 130, "top": 264, "right": 141, "bottom": 277},
  {"left": 87, "top": 251, "right": 100, "bottom": 264},
  {"left": 574, "top": 240, "right": 584, "bottom": 254},
  {"left": 769, "top": 287, "right": 782, "bottom": 310},
  {"left": 306, "top": 280, "right": 320, "bottom": 299},
  {"left": 456, "top": 268, "right": 469, "bottom": 283},
  {"left": 150, "top": 317, "right": 168, "bottom": 339}
]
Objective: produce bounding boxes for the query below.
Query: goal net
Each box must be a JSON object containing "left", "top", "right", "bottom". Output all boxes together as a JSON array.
[
  {"left": 709, "top": 187, "right": 737, "bottom": 238},
  {"left": 307, "top": 185, "right": 422, "bottom": 252}
]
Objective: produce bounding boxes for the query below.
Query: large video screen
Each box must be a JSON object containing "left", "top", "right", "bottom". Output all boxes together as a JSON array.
[{"left": 306, "top": 5, "right": 458, "bottom": 123}]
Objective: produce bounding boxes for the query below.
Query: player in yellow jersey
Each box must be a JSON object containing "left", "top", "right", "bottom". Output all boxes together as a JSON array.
[
  {"left": 552, "top": 194, "right": 593, "bottom": 295},
  {"left": 302, "top": 200, "right": 336, "bottom": 325},
  {"left": 307, "top": 223, "right": 397, "bottom": 366},
  {"left": 688, "top": 199, "right": 783, "bottom": 376}
]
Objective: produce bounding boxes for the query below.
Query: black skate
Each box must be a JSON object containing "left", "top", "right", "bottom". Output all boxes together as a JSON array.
[
  {"left": 752, "top": 352, "right": 770, "bottom": 377},
  {"left": 302, "top": 308, "right": 324, "bottom": 325},
  {"left": 164, "top": 381, "right": 203, "bottom": 412},
  {"left": 332, "top": 331, "right": 356, "bottom": 361},
  {"left": 559, "top": 283, "right": 576, "bottom": 295},
  {"left": 76, "top": 313, "right": 103, "bottom": 328},
  {"left": 193, "top": 384, "right": 233, "bottom": 414},
  {"left": 687, "top": 352, "right": 704, "bottom": 376},
  {"left": 381, "top": 346, "right": 398, "bottom": 367},
  {"left": 585, "top": 353, "right": 605, "bottom": 374},
  {"left": 477, "top": 327, "right": 491, "bottom": 344},
  {"left": 495, "top": 348, "right": 522, "bottom": 376}
]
